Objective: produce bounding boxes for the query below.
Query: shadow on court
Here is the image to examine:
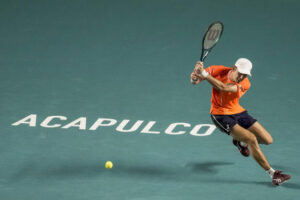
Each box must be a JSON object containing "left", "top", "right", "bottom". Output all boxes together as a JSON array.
[
  {"left": 281, "top": 183, "right": 300, "bottom": 190},
  {"left": 204, "top": 179, "right": 300, "bottom": 190},
  {"left": 10, "top": 160, "right": 232, "bottom": 182},
  {"left": 115, "top": 165, "right": 171, "bottom": 177},
  {"left": 203, "top": 179, "right": 274, "bottom": 188},
  {"left": 9, "top": 161, "right": 300, "bottom": 190},
  {"left": 186, "top": 161, "right": 234, "bottom": 174},
  {"left": 9, "top": 161, "right": 173, "bottom": 182},
  {"left": 10, "top": 161, "right": 104, "bottom": 181}
]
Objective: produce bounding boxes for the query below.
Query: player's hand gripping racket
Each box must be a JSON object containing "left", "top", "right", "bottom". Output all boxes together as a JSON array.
[{"left": 192, "top": 21, "right": 224, "bottom": 82}]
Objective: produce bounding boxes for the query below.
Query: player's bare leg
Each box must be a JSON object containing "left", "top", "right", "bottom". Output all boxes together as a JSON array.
[
  {"left": 248, "top": 122, "right": 273, "bottom": 145},
  {"left": 230, "top": 124, "right": 291, "bottom": 185},
  {"left": 230, "top": 124, "right": 271, "bottom": 170}
]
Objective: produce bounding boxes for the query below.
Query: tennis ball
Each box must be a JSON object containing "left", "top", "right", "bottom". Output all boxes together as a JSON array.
[{"left": 105, "top": 161, "right": 113, "bottom": 169}]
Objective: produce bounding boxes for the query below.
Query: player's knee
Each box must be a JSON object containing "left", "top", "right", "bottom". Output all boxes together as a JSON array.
[
  {"left": 265, "top": 137, "right": 273, "bottom": 145},
  {"left": 247, "top": 134, "right": 258, "bottom": 146}
]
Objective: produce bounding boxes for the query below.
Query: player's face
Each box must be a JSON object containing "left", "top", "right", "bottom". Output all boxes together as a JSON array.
[
  {"left": 236, "top": 72, "right": 247, "bottom": 83},
  {"left": 232, "top": 67, "right": 247, "bottom": 83}
]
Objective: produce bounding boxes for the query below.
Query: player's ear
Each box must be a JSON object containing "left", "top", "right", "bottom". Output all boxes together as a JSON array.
[{"left": 232, "top": 66, "right": 237, "bottom": 71}]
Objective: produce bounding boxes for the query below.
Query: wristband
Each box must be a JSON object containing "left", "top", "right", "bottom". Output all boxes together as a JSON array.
[{"left": 201, "top": 70, "right": 209, "bottom": 78}]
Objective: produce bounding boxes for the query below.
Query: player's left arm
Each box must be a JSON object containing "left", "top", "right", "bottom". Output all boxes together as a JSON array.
[{"left": 205, "top": 76, "right": 238, "bottom": 92}]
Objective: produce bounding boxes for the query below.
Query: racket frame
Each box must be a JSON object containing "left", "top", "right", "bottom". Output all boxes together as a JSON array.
[{"left": 200, "top": 21, "right": 224, "bottom": 62}]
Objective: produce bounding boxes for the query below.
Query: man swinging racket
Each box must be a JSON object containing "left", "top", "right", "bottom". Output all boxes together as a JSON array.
[{"left": 190, "top": 58, "right": 291, "bottom": 186}]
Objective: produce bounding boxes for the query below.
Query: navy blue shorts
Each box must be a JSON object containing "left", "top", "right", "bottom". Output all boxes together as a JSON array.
[{"left": 210, "top": 111, "right": 257, "bottom": 135}]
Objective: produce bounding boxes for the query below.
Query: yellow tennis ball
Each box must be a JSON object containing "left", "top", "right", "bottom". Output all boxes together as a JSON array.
[{"left": 105, "top": 161, "right": 113, "bottom": 169}]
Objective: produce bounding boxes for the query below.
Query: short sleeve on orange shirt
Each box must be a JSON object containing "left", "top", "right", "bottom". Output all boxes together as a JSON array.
[
  {"left": 238, "top": 79, "right": 251, "bottom": 98},
  {"left": 205, "top": 65, "right": 228, "bottom": 78}
]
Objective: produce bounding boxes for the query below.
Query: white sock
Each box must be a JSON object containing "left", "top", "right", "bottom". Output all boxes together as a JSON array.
[
  {"left": 266, "top": 168, "right": 275, "bottom": 178},
  {"left": 240, "top": 141, "right": 247, "bottom": 147}
]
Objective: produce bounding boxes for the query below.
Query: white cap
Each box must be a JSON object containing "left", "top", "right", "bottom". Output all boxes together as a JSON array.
[{"left": 235, "top": 58, "right": 252, "bottom": 76}]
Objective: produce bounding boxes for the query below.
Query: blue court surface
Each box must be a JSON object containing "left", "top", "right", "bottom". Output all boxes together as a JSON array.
[{"left": 1, "top": 0, "right": 300, "bottom": 199}]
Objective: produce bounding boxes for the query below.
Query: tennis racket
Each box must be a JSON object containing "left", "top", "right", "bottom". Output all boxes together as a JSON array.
[
  {"left": 200, "top": 21, "right": 224, "bottom": 62},
  {"left": 192, "top": 21, "right": 224, "bottom": 83}
]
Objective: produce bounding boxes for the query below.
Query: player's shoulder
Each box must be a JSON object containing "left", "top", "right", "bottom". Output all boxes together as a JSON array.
[
  {"left": 241, "top": 77, "right": 251, "bottom": 88},
  {"left": 209, "top": 65, "right": 230, "bottom": 69}
]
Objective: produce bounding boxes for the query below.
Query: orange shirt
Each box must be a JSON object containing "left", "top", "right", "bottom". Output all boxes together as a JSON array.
[{"left": 205, "top": 65, "right": 251, "bottom": 115}]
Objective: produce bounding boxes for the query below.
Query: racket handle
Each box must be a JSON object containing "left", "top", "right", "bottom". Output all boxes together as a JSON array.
[{"left": 200, "top": 51, "right": 209, "bottom": 62}]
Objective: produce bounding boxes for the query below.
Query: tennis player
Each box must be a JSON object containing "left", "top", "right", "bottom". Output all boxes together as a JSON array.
[{"left": 190, "top": 58, "right": 290, "bottom": 186}]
